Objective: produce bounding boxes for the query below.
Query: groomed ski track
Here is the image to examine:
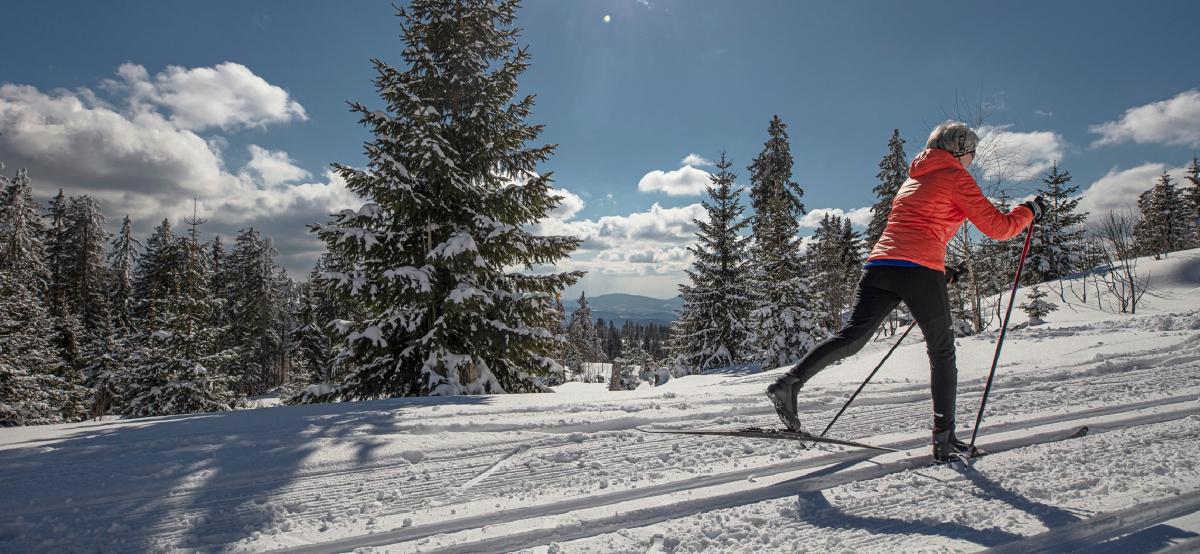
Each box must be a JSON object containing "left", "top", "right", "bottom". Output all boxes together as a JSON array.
[{"left": 3, "top": 343, "right": 1200, "bottom": 553}]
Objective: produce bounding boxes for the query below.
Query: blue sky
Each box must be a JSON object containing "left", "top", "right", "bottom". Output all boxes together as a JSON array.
[{"left": 1, "top": 0, "right": 1197, "bottom": 298}]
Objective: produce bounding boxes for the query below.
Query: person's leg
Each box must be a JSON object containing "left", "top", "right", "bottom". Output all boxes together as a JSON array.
[
  {"left": 786, "top": 278, "right": 901, "bottom": 385},
  {"left": 895, "top": 267, "right": 957, "bottom": 432},
  {"left": 767, "top": 268, "right": 901, "bottom": 430}
]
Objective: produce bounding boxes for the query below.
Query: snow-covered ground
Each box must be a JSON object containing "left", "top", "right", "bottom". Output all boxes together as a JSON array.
[{"left": 3, "top": 250, "right": 1200, "bottom": 553}]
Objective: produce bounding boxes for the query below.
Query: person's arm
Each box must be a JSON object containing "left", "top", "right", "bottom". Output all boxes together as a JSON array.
[{"left": 950, "top": 171, "right": 1034, "bottom": 240}]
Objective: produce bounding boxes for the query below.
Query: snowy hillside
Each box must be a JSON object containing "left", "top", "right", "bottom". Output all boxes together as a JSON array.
[{"left": 3, "top": 250, "right": 1200, "bottom": 553}]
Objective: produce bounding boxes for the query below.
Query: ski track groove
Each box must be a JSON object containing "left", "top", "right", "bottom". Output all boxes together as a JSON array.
[
  {"left": 4, "top": 356, "right": 1199, "bottom": 553},
  {"left": 272, "top": 395, "right": 1198, "bottom": 554}
]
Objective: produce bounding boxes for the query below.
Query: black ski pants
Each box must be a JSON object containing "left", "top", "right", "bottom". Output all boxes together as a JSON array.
[{"left": 785, "top": 265, "right": 958, "bottom": 431}]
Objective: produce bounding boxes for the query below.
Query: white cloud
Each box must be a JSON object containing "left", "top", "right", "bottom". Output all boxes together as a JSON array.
[
  {"left": 596, "top": 202, "right": 706, "bottom": 243},
  {"left": 799, "top": 206, "right": 873, "bottom": 229},
  {"left": 0, "top": 68, "right": 351, "bottom": 277},
  {"left": 532, "top": 202, "right": 705, "bottom": 279},
  {"left": 637, "top": 165, "right": 712, "bottom": 196},
  {"left": 106, "top": 62, "right": 307, "bottom": 131},
  {"left": 242, "top": 145, "right": 311, "bottom": 187},
  {"left": 975, "top": 125, "right": 1066, "bottom": 182},
  {"left": 1090, "top": 89, "right": 1200, "bottom": 148},
  {"left": 548, "top": 187, "right": 584, "bottom": 221},
  {"left": 680, "top": 153, "right": 713, "bottom": 167},
  {"left": 1076, "top": 162, "right": 1187, "bottom": 219}
]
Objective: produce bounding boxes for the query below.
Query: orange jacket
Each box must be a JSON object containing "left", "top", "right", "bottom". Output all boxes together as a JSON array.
[{"left": 867, "top": 148, "right": 1034, "bottom": 272}]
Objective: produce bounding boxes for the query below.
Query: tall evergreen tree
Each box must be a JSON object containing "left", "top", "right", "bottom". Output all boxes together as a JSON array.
[
  {"left": 0, "top": 268, "right": 87, "bottom": 425},
  {"left": 63, "top": 195, "right": 112, "bottom": 338},
  {"left": 290, "top": 262, "right": 335, "bottom": 385},
  {"left": 566, "top": 291, "right": 605, "bottom": 371},
  {"left": 226, "top": 228, "right": 287, "bottom": 394},
  {"left": 747, "top": 116, "right": 823, "bottom": 368},
  {"left": 1134, "top": 172, "right": 1192, "bottom": 258},
  {"left": 122, "top": 224, "right": 235, "bottom": 417},
  {"left": 1185, "top": 155, "right": 1200, "bottom": 244},
  {"left": 0, "top": 169, "right": 49, "bottom": 281},
  {"left": 807, "top": 214, "right": 864, "bottom": 331},
  {"left": 44, "top": 189, "right": 70, "bottom": 318},
  {"left": 1026, "top": 163, "right": 1087, "bottom": 284},
  {"left": 135, "top": 219, "right": 181, "bottom": 319},
  {"left": 672, "top": 153, "right": 753, "bottom": 372},
  {"left": 301, "top": 0, "right": 582, "bottom": 401},
  {"left": 866, "top": 129, "right": 908, "bottom": 250},
  {"left": 108, "top": 215, "right": 141, "bottom": 330}
]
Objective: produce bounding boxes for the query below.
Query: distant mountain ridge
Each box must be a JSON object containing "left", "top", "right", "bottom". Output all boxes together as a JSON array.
[{"left": 564, "top": 293, "right": 682, "bottom": 325}]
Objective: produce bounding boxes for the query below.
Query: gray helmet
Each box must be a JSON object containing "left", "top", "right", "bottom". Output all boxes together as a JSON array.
[{"left": 926, "top": 121, "right": 978, "bottom": 157}]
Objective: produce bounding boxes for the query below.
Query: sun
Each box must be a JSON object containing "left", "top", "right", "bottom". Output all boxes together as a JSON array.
[{"left": 603, "top": 14, "right": 611, "bottom": 23}]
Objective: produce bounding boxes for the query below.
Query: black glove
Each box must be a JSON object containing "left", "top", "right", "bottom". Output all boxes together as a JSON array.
[
  {"left": 1020, "top": 195, "right": 1046, "bottom": 221},
  {"left": 945, "top": 263, "right": 969, "bottom": 285}
]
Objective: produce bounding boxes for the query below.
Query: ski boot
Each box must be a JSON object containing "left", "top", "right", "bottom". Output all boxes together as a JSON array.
[
  {"left": 932, "top": 428, "right": 982, "bottom": 463},
  {"left": 765, "top": 375, "right": 805, "bottom": 433}
]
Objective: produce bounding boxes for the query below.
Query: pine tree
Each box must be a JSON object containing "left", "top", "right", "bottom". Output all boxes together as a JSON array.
[
  {"left": 1134, "top": 172, "right": 1192, "bottom": 258},
  {"left": 1026, "top": 163, "right": 1087, "bottom": 284},
  {"left": 302, "top": 1, "right": 582, "bottom": 401},
  {"left": 225, "top": 228, "right": 287, "bottom": 395},
  {"left": 135, "top": 219, "right": 181, "bottom": 318},
  {"left": 807, "top": 214, "right": 864, "bottom": 331},
  {"left": 747, "top": 116, "right": 823, "bottom": 368},
  {"left": 122, "top": 229, "right": 235, "bottom": 417},
  {"left": 290, "top": 262, "right": 335, "bottom": 385},
  {"left": 108, "top": 215, "right": 141, "bottom": 330},
  {"left": 867, "top": 129, "right": 908, "bottom": 250},
  {"left": 1184, "top": 155, "right": 1200, "bottom": 245},
  {"left": 566, "top": 291, "right": 605, "bottom": 374},
  {"left": 44, "top": 189, "right": 70, "bottom": 318},
  {"left": 0, "top": 172, "right": 88, "bottom": 423},
  {"left": 673, "top": 153, "right": 753, "bottom": 372},
  {"left": 63, "top": 195, "right": 112, "bottom": 339},
  {"left": 0, "top": 268, "right": 87, "bottom": 425},
  {"left": 1019, "top": 285, "right": 1058, "bottom": 325},
  {"left": 0, "top": 169, "right": 50, "bottom": 281}
]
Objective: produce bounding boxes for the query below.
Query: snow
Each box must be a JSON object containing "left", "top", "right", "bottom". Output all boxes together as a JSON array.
[{"left": 2, "top": 250, "right": 1200, "bottom": 553}]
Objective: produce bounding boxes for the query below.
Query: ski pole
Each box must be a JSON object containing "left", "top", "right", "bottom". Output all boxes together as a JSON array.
[
  {"left": 819, "top": 320, "right": 915, "bottom": 438},
  {"left": 968, "top": 223, "right": 1036, "bottom": 450}
]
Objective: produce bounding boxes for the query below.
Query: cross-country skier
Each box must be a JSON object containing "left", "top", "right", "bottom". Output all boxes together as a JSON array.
[{"left": 766, "top": 121, "right": 1046, "bottom": 462}]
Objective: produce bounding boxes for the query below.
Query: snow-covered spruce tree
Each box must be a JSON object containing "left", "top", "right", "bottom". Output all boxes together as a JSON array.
[
  {"left": 806, "top": 214, "right": 863, "bottom": 332},
  {"left": 671, "top": 153, "right": 753, "bottom": 372},
  {"left": 63, "top": 195, "right": 112, "bottom": 341},
  {"left": 1184, "top": 155, "right": 1200, "bottom": 245},
  {"left": 0, "top": 171, "right": 86, "bottom": 425},
  {"left": 1019, "top": 285, "right": 1058, "bottom": 325},
  {"left": 747, "top": 116, "right": 823, "bottom": 368},
  {"left": 122, "top": 222, "right": 236, "bottom": 417},
  {"left": 301, "top": 0, "right": 582, "bottom": 401},
  {"left": 290, "top": 262, "right": 335, "bottom": 386},
  {"left": 565, "top": 291, "right": 605, "bottom": 379},
  {"left": 1026, "top": 163, "right": 1087, "bottom": 285},
  {"left": 866, "top": 129, "right": 907, "bottom": 250},
  {"left": 208, "top": 236, "right": 228, "bottom": 323},
  {"left": 44, "top": 189, "right": 70, "bottom": 318},
  {"left": 108, "top": 215, "right": 141, "bottom": 331},
  {"left": 0, "top": 169, "right": 49, "bottom": 280},
  {"left": 0, "top": 269, "right": 82, "bottom": 426},
  {"left": 225, "top": 228, "right": 288, "bottom": 395},
  {"left": 1134, "top": 171, "right": 1193, "bottom": 258}
]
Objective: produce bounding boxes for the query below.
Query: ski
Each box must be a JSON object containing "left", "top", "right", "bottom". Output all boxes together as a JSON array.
[
  {"left": 637, "top": 426, "right": 899, "bottom": 452},
  {"left": 935, "top": 425, "right": 1089, "bottom": 467}
]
